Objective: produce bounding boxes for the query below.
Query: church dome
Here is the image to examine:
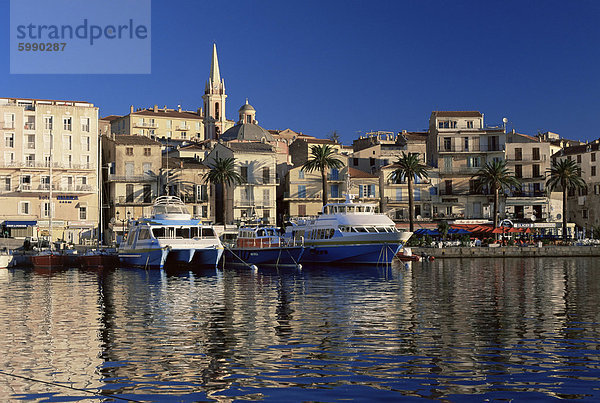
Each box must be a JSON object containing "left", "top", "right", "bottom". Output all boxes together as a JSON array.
[
  {"left": 220, "top": 122, "right": 274, "bottom": 142},
  {"left": 239, "top": 102, "right": 255, "bottom": 112}
]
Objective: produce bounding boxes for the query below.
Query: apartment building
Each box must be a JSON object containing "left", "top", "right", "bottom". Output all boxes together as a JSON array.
[
  {"left": 351, "top": 131, "right": 428, "bottom": 175},
  {"left": 0, "top": 97, "right": 99, "bottom": 243},
  {"left": 505, "top": 131, "right": 563, "bottom": 224},
  {"left": 102, "top": 135, "right": 162, "bottom": 242},
  {"left": 284, "top": 162, "right": 347, "bottom": 218},
  {"left": 162, "top": 154, "right": 211, "bottom": 220},
  {"left": 554, "top": 139, "right": 600, "bottom": 232},
  {"left": 427, "top": 111, "right": 506, "bottom": 220},
  {"left": 108, "top": 105, "right": 206, "bottom": 142},
  {"left": 203, "top": 142, "right": 277, "bottom": 225},
  {"left": 379, "top": 163, "right": 436, "bottom": 223}
]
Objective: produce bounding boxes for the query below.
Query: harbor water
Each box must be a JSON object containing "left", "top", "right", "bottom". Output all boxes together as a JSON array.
[{"left": 1, "top": 257, "right": 600, "bottom": 401}]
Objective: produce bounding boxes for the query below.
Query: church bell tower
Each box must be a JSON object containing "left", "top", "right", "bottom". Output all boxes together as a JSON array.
[{"left": 203, "top": 43, "right": 227, "bottom": 140}]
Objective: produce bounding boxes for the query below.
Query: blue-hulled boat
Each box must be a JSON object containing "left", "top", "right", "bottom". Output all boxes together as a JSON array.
[
  {"left": 284, "top": 195, "right": 412, "bottom": 265},
  {"left": 118, "top": 196, "right": 223, "bottom": 269},
  {"left": 223, "top": 226, "right": 303, "bottom": 269}
]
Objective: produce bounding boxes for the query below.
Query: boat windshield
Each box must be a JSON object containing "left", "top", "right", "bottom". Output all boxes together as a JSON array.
[
  {"left": 151, "top": 226, "right": 216, "bottom": 239},
  {"left": 153, "top": 205, "right": 190, "bottom": 215}
]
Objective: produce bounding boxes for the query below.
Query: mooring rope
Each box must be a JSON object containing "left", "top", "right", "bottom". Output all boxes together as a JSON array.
[{"left": 0, "top": 369, "right": 143, "bottom": 402}]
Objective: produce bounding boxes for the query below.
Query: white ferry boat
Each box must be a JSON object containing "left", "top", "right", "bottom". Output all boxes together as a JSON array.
[
  {"left": 285, "top": 195, "right": 412, "bottom": 265},
  {"left": 118, "top": 196, "right": 223, "bottom": 269}
]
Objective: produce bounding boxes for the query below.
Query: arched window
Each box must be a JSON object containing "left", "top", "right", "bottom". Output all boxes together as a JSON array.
[{"left": 215, "top": 103, "right": 220, "bottom": 119}]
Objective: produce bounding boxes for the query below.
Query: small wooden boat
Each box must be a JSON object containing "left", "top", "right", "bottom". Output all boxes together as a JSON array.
[
  {"left": 31, "top": 250, "right": 67, "bottom": 269},
  {"left": 78, "top": 248, "right": 118, "bottom": 270}
]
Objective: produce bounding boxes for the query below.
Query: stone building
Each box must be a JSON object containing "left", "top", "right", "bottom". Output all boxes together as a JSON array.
[
  {"left": 0, "top": 97, "right": 99, "bottom": 243},
  {"left": 427, "top": 111, "right": 506, "bottom": 220},
  {"left": 553, "top": 139, "right": 600, "bottom": 233},
  {"left": 102, "top": 135, "right": 162, "bottom": 242}
]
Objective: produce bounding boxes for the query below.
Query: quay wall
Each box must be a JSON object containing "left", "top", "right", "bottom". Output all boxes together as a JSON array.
[{"left": 410, "top": 246, "right": 600, "bottom": 258}]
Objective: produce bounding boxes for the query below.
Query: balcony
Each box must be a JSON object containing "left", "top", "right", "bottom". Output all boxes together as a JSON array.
[
  {"left": 133, "top": 122, "right": 157, "bottom": 128},
  {"left": 438, "top": 145, "right": 504, "bottom": 153},
  {"left": 0, "top": 161, "right": 97, "bottom": 170},
  {"left": 116, "top": 196, "right": 152, "bottom": 204},
  {"left": 26, "top": 142, "right": 36, "bottom": 149},
  {"left": 1, "top": 122, "right": 15, "bottom": 129},
  {"left": 182, "top": 195, "right": 209, "bottom": 204},
  {"left": 177, "top": 125, "right": 190, "bottom": 131},
  {"left": 438, "top": 166, "right": 481, "bottom": 175},
  {"left": 283, "top": 192, "right": 322, "bottom": 200},
  {"left": 240, "top": 178, "right": 278, "bottom": 185},
  {"left": 234, "top": 198, "right": 275, "bottom": 208},
  {"left": 107, "top": 174, "right": 156, "bottom": 182},
  {"left": 24, "top": 123, "right": 35, "bottom": 130}
]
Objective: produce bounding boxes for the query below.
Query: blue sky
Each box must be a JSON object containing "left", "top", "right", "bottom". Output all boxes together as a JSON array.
[{"left": 2, "top": 0, "right": 599, "bottom": 144}]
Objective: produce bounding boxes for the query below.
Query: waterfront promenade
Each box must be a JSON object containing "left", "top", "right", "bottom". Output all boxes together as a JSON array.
[{"left": 412, "top": 245, "right": 600, "bottom": 258}]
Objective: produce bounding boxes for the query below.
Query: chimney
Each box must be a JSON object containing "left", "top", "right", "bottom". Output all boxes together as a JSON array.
[
  {"left": 197, "top": 107, "right": 202, "bottom": 116},
  {"left": 153, "top": 105, "right": 158, "bottom": 113},
  {"left": 163, "top": 105, "right": 167, "bottom": 112},
  {"left": 177, "top": 105, "right": 182, "bottom": 113},
  {"left": 130, "top": 105, "right": 134, "bottom": 113}
]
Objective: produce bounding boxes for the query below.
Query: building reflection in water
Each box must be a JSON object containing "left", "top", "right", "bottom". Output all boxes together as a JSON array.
[{"left": 0, "top": 258, "right": 599, "bottom": 400}]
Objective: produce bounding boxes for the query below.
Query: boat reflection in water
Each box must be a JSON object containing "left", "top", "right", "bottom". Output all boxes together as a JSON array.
[
  {"left": 118, "top": 196, "right": 223, "bottom": 269},
  {"left": 285, "top": 194, "right": 412, "bottom": 265}
]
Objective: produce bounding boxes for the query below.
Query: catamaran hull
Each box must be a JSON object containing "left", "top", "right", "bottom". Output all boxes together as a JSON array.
[
  {"left": 224, "top": 246, "right": 304, "bottom": 268},
  {"left": 119, "top": 247, "right": 223, "bottom": 269},
  {"left": 300, "top": 242, "right": 404, "bottom": 265}
]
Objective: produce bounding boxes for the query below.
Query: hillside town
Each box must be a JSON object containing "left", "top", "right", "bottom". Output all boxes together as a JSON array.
[{"left": 0, "top": 45, "right": 597, "bottom": 246}]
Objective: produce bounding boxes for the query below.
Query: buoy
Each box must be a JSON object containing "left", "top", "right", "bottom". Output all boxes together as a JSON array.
[{"left": 428, "top": 256, "right": 435, "bottom": 261}]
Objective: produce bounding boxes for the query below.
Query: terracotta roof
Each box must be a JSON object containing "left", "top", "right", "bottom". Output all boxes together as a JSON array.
[
  {"left": 348, "top": 167, "right": 377, "bottom": 179},
  {"left": 162, "top": 156, "right": 209, "bottom": 169},
  {"left": 100, "top": 115, "right": 122, "bottom": 122},
  {"left": 403, "top": 132, "right": 428, "bottom": 141},
  {"left": 432, "top": 111, "right": 482, "bottom": 118},
  {"left": 131, "top": 109, "right": 203, "bottom": 119},
  {"left": 113, "top": 135, "right": 162, "bottom": 146},
  {"left": 559, "top": 141, "right": 600, "bottom": 156}
]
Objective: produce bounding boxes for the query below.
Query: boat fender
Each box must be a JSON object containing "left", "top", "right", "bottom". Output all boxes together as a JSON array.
[
  {"left": 296, "top": 264, "right": 302, "bottom": 270},
  {"left": 250, "top": 264, "right": 258, "bottom": 272},
  {"left": 428, "top": 256, "right": 435, "bottom": 261}
]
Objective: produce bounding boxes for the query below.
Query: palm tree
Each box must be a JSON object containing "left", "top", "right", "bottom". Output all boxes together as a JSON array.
[
  {"left": 388, "top": 152, "right": 429, "bottom": 232},
  {"left": 302, "top": 144, "right": 344, "bottom": 206},
  {"left": 204, "top": 157, "right": 242, "bottom": 224},
  {"left": 546, "top": 158, "right": 586, "bottom": 241},
  {"left": 472, "top": 160, "right": 520, "bottom": 228},
  {"left": 437, "top": 220, "right": 450, "bottom": 240}
]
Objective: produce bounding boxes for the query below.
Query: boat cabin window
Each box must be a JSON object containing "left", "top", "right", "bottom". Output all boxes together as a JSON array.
[
  {"left": 257, "top": 229, "right": 266, "bottom": 237},
  {"left": 201, "top": 228, "right": 215, "bottom": 237},
  {"left": 138, "top": 228, "right": 151, "bottom": 240},
  {"left": 126, "top": 229, "right": 136, "bottom": 245},
  {"left": 355, "top": 227, "right": 368, "bottom": 232},
  {"left": 152, "top": 227, "right": 166, "bottom": 238},
  {"left": 176, "top": 228, "right": 190, "bottom": 238}
]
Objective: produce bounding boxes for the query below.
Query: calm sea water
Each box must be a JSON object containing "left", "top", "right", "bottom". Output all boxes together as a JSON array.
[{"left": 1, "top": 257, "right": 600, "bottom": 402}]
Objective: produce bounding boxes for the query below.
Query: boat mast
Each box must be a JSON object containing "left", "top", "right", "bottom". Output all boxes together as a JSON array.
[
  {"left": 49, "top": 130, "right": 53, "bottom": 251},
  {"left": 97, "top": 131, "right": 102, "bottom": 248}
]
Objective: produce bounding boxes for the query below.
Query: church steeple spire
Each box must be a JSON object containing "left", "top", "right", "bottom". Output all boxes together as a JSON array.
[
  {"left": 209, "top": 43, "right": 221, "bottom": 86},
  {"left": 203, "top": 43, "right": 227, "bottom": 140}
]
